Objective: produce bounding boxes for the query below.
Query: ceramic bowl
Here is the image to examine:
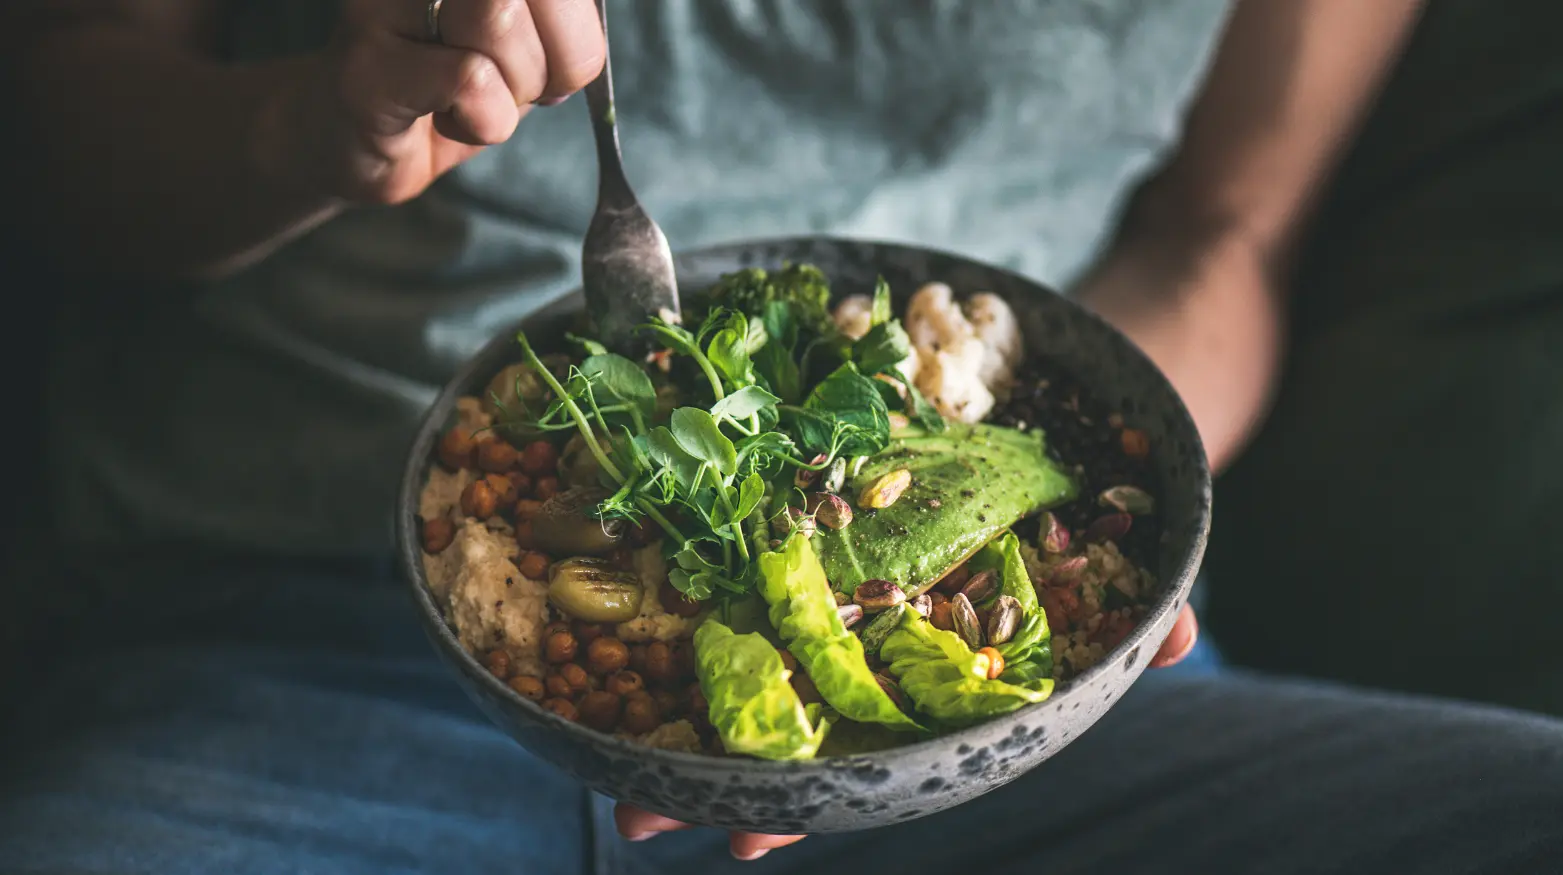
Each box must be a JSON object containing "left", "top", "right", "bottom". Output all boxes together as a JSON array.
[{"left": 396, "top": 236, "right": 1210, "bottom": 834}]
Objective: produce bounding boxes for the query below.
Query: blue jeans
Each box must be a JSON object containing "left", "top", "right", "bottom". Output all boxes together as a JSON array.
[{"left": 3, "top": 564, "right": 1560, "bottom": 874}]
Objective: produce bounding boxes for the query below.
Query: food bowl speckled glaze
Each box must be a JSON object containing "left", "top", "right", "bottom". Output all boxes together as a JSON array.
[{"left": 397, "top": 236, "right": 1211, "bottom": 834}]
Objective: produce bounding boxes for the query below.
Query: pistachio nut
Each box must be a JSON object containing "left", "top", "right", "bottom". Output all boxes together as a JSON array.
[
  {"left": 874, "top": 673, "right": 912, "bottom": 712},
  {"left": 853, "top": 579, "right": 907, "bottom": 612},
  {"left": 794, "top": 454, "right": 828, "bottom": 489},
  {"left": 807, "top": 493, "right": 854, "bottom": 530},
  {"left": 908, "top": 593, "right": 933, "bottom": 619},
  {"left": 836, "top": 603, "right": 865, "bottom": 629},
  {"left": 833, "top": 590, "right": 853, "bottom": 606},
  {"left": 858, "top": 469, "right": 912, "bottom": 509},
  {"left": 986, "top": 595, "right": 1022, "bottom": 645},
  {"left": 1048, "top": 555, "right": 1090, "bottom": 584},
  {"left": 859, "top": 603, "right": 906, "bottom": 657},
  {"left": 959, "top": 569, "right": 999, "bottom": 605},
  {"left": 1100, "top": 485, "right": 1155, "bottom": 515},
  {"left": 1085, "top": 512, "right": 1133, "bottom": 544},
  {"left": 950, "top": 592, "right": 983, "bottom": 651},
  {"left": 547, "top": 557, "right": 644, "bottom": 623},
  {"left": 850, "top": 456, "right": 869, "bottom": 479},
  {"left": 888, "top": 412, "right": 911, "bottom": 432},
  {"left": 822, "top": 457, "right": 848, "bottom": 494},
  {"left": 1039, "top": 512, "right": 1071, "bottom": 554}
]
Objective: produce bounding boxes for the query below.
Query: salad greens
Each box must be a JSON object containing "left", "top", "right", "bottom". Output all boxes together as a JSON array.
[
  {"left": 502, "top": 264, "right": 1094, "bottom": 760},
  {"left": 880, "top": 609, "right": 1054, "bottom": 729},
  {"left": 507, "top": 265, "right": 948, "bottom": 603},
  {"left": 693, "top": 620, "right": 831, "bottom": 760},
  {"left": 757, "top": 535, "right": 921, "bottom": 732},
  {"left": 963, "top": 533, "right": 1054, "bottom": 684}
]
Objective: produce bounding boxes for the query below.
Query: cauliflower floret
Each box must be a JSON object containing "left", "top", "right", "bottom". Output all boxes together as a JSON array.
[
  {"left": 916, "top": 335, "right": 995, "bottom": 424},
  {"left": 904, "top": 283, "right": 973, "bottom": 354},
  {"left": 963, "top": 292, "right": 1023, "bottom": 393},
  {"left": 832, "top": 294, "right": 875, "bottom": 340}
]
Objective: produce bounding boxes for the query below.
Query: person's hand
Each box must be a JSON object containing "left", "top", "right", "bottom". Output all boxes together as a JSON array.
[
  {"left": 272, "top": 0, "right": 606, "bottom": 205},
  {"left": 616, "top": 605, "right": 1199, "bottom": 861}
]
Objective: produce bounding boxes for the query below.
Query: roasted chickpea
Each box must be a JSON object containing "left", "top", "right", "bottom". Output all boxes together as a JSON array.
[
  {"left": 517, "top": 551, "right": 551, "bottom": 581},
  {"left": 651, "top": 689, "right": 680, "bottom": 718},
  {"left": 574, "top": 622, "right": 604, "bottom": 646},
  {"left": 514, "top": 498, "right": 544, "bottom": 521},
  {"left": 545, "top": 672, "right": 573, "bottom": 699},
  {"left": 792, "top": 670, "right": 822, "bottom": 705},
  {"left": 533, "top": 476, "right": 561, "bottom": 501},
  {"left": 685, "top": 684, "right": 710, "bottom": 722},
  {"left": 507, "top": 471, "right": 534, "bottom": 500},
  {"left": 621, "top": 692, "right": 660, "bottom": 735},
  {"left": 930, "top": 601, "right": 956, "bottom": 631},
  {"left": 927, "top": 591, "right": 949, "bottom": 607},
  {"left": 544, "top": 619, "right": 571, "bottom": 637},
  {"left": 672, "top": 641, "right": 697, "bottom": 679},
  {"left": 421, "top": 517, "right": 455, "bottom": 554},
  {"left": 1120, "top": 428, "right": 1151, "bottom": 460},
  {"left": 437, "top": 427, "right": 477, "bottom": 470},
  {"left": 643, "top": 642, "right": 676, "bottom": 683},
  {"left": 477, "top": 439, "right": 519, "bottom": 473},
  {"left": 628, "top": 645, "right": 648, "bottom": 674},
  {"left": 514, "top": 519, "right": 536, "bottom": 550},
  {"left": 577, "top": 691, "right": 622, "bottom": 732},
  {"left": 508, "top": 675, "right": 546, "bottom": 701},
  {"left": 544, "top": 630, "right": 578, "bottom": 664},
  {"left": 485, "top": 472, "right": 519, "bottom": 506},
  {"left": 559, "top": 662, "right": 591, "bottom": 694},
  {"left": 587, "top": 637, "right": 630, "bottom": 675},
  {"left": 934, "top": 565, "right": 971, "bottom": 595},
  {"left": 605, "top": 670, "right": 644, "bottom": 696},
  {"left": 976, "top": 646, "right": 1006, "bottom": 680},
  {"left": 482, "top": 649, "right": 512, "bottom": 679},
  {"left": 460, "top": 478, "right": 499, "bottom": 519},
  {"left": 665, "top": 591, "right": 704, "bottom": 618},
  {"left": 542, "top": 698, "right": 578, "bottom": 721},
  {"left": 520, "top": 440, "right": 560, "bottom": 477}
]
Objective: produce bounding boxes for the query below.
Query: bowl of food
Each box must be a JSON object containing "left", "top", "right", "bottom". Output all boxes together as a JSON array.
[{"left": 397, "top": 236, "right": 1210, "bottom": 834}]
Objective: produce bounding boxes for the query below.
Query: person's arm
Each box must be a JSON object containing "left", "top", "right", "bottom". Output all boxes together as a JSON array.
[
  {"left": 3, "top": 0, "right": 605, "bottom": 282},
  {"left": 1075, "top": 0, "right": 1424, "bottom": 472}
]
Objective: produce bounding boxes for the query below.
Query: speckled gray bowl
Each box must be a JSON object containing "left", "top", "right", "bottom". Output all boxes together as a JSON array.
[{"left": 396, "top": 236, "right": 1210, "bottom": 834}]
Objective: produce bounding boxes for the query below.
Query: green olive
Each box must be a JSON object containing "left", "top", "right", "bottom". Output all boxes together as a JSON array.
[
  {"left": 548, "top": 557, "right": 644, "bottom": 623},
  {"left": 532, "top": 487, "right": 624, "bottom": 555}
]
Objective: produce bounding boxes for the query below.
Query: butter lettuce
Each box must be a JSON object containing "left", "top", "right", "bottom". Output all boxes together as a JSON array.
[
  {"left": 880, "top": 610, "right": 1054, "bottom": 728},
  {"left": 693, "top": 620, "right": 831, "bottom": 760},
  {"left": 757, "top": 536, "right": 922, "bottom": 732},
  {"left": 963, "top": 532, "right": 1053, "bottom": 684}
]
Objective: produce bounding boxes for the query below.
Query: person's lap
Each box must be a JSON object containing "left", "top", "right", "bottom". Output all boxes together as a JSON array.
[{"left": 3, "top": 567, "right": 1561, "bottom": 875}]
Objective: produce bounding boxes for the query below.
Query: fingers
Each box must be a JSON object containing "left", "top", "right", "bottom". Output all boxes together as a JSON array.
[
  {"left": 730, "top": 832, "right": 807, "bottom": 862},
  {"left": 338, "top": 33, "right": 520, "bottom": 145},
  {"left": 614, "top": 804, "right": 807, "bottom": 862},
  {"left": 1148, "top": 604, "right": 1199, "bottom": 669},
  {"left": 527, "top": 0, "right": 607, "bottom": 99},
  {"left": 614, "top": 804, "right": 693, "bottom": 841},
  {"left": 438, "top": 0, "right": 604, "bottom": 105}
]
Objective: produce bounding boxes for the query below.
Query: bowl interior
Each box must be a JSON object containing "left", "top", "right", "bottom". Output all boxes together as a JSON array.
[{"left": 396, "top": 235, "right": 1211, "bottom": 832}]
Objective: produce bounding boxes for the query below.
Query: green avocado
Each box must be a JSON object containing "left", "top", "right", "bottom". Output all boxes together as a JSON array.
[{"left": 813, "top": 424, "right": 1076, "bottom": 594}]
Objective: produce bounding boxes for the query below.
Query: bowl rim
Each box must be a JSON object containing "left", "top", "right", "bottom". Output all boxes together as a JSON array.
[{"left": 396, "top": 233, "right": 1211, "bottom": 772}]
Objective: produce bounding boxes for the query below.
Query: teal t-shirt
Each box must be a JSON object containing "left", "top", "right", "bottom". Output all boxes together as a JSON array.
[{"left": 45, "top": 0, "right": 1231, "bottom": 557}]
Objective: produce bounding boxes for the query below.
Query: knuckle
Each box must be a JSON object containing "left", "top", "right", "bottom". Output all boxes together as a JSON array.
[
  {"left": 484, "top": 0, "right": 528, "bottom": 43},
  {"left": 452, "top": 51, "right": 501, "bottom": 99}
]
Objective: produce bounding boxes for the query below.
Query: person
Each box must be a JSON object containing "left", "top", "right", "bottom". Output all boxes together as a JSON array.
[{"left": 3, "top": 0, "right": 1562, "bottom": 871}]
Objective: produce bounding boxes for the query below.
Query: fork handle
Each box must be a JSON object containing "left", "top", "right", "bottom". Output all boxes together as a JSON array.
[{"left": 583, "top": 0, "right": 633, "bottom": 208}]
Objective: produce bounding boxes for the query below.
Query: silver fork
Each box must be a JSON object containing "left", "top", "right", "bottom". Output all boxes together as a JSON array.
[{"left": 580, "top": 0, "right": 680, "bottom": 355}]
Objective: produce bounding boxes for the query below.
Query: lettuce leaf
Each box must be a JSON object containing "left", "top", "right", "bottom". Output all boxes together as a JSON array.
[
  {"left": 757, "top": 536, "right": 922, "bottom": 732},
  {"left": 880, "top": 610, "right": 1053, "bottom": 729},
  {"left": 693, "top": 619, "right": 831, "bottom": 760},
  {"left": 963, "top": 532, "right": 1054, "bottom": 684}
]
